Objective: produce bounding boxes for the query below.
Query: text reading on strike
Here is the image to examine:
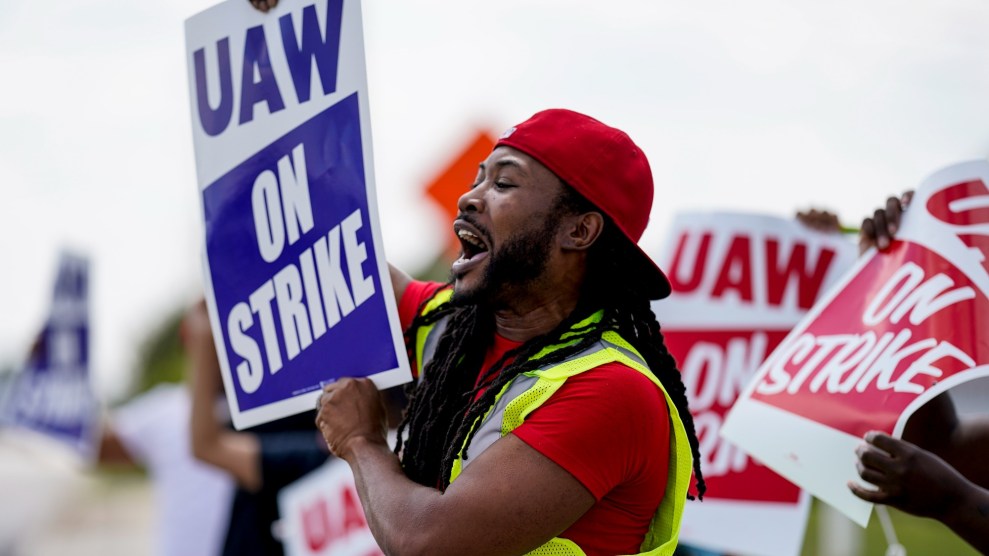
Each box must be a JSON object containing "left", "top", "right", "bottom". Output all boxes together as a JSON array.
[{"left": 226, "top": 142, "right": 375, "bottom": 395}]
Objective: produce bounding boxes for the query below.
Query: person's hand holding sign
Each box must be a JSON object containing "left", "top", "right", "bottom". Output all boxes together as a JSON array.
[
  {"left": 858, "top": 191, "right": 913, "bottom": 253},
  {"left": 315, "top": 378, "right": 389, "bottom": 460},
  {"left": 795, "top": 208, "right": 843, "bottom": 234},
  {"left": 248, "top": 0, "right": 278, "bottom": 13},
  {"left": 850, "top": 431, "right": 967, "bottom": 516},
  {"left": 849, "top": 431, "right": 989, "bottom": 552}
]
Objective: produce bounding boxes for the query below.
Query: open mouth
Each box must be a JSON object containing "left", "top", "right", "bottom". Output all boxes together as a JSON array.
[
  {"left": 457, "top": 228, "right": 489, "bottom": 261},
  {"left": 452, "top": 221, "right": 491, "bottom": 274}
]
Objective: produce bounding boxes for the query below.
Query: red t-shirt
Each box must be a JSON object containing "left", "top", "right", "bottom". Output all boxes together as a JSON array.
[{"left": 399, "top": 281, "right": 671, "bottom": 556}]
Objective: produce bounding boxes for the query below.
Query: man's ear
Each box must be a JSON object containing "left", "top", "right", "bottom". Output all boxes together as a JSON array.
[{"left": 560, "top": 212, "right": 604, "bottom": 251}]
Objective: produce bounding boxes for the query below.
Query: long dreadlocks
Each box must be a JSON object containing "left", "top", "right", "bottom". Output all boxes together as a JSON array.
[{"left": 394, "top": 186, "right": 706, "bottom": 500}]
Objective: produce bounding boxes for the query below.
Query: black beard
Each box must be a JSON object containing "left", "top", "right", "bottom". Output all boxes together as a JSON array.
[{"left": 451, "top": 214, "right": 560, "bottom": 307}]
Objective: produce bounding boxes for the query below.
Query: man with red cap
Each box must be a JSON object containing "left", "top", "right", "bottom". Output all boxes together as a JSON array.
[{"left": 316, "top": 109, "right": 705, "bottom": 555}]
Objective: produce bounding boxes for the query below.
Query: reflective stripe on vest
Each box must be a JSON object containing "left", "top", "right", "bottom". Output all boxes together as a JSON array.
[
  {"left": 414, "top": 288, "right": 454, "bottom": 375},
  {"left": 414, "top": 300, "right": 692, "bottom": 556}
]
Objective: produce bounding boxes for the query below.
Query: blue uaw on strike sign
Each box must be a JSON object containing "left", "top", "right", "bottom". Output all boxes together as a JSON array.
[{"left": 186, "top": 0, "right": 410, "bottom": 428}]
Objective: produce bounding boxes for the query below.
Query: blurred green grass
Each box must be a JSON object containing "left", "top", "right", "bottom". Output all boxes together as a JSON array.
[{"left": 800, "top": 499, "right": 979, "bottom": 556}]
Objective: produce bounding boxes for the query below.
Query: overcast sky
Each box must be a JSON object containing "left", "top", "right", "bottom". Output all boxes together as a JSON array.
[{"left": 2, "top": 0, "right": 987, "bottom": 400}]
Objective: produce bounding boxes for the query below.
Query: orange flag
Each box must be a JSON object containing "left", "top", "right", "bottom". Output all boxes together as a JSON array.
[{"left": 424, "top": 131, "right": 497, "bottom": 256}]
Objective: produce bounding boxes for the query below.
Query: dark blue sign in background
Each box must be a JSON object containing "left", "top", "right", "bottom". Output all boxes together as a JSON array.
[
  {"left": 4, "top": 255, "right": 97, "bottom": 457},
  {"left": 203, "top": 93, "right": 398, "bottom": 413}
]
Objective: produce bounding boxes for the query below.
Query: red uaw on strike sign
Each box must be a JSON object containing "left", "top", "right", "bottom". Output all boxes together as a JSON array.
[
  {"left": 722, "top": 160, "right": 989, "bottom": 526},
  {"left": 651, "top": 212, "right": 858, "bottom": 556},
  {"left": 278, "top": 459, "right": 383, "bottom": 556}
]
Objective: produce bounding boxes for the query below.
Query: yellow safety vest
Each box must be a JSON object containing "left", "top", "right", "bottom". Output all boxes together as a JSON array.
[{"left": 413, "top": 290, "right": 692, "bottom": 556}]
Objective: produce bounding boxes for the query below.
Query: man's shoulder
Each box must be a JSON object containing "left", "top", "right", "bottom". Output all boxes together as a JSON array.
[
  {"left": 550, "top": 361, "right": 667, "bottom": 412},
  {"left": 577, "top": 360, "right": 660, "bottom": 387},
  {"left": 399, "top": 280, "right": 447, "bottom": 328}
]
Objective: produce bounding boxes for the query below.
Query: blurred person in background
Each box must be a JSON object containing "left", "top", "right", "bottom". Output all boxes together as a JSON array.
[
  {"left": 98, "top": 381, "right": 234, "bottom": 556},
  {"left": 2, "top": 313, "right": 235, "bottom": 556},
  {"left": 185, "top": 300, "right": 330, "bottom": 556}
]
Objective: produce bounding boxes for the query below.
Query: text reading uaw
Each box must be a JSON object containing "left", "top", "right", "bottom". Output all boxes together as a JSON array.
[
  {"left": 227, "top": 144, "right": 375, "bottom": 395},
  {"left": 193, "top": 1, "right": 344, "bottom": 137}
]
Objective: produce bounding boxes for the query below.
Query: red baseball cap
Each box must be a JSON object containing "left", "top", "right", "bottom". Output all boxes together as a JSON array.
[{"left": 496, "top": 109, "right": 672, "bottom": 299}]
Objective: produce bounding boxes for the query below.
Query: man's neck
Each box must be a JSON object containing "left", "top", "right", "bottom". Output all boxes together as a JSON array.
[
  {"left": 487, "top": 255, "right": 588, "bottom": 342},
  {"left": 492, "top": 289, "right": 580, "bottom": 343}
]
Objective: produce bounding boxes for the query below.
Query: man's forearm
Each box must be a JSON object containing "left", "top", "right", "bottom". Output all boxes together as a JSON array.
[
  {"left": 389, "top": 263, "right": 411, "bottom": 307},
  {"left": 318, "top": 380, "right": 587, "bottom": 556},
  {"left": 943, "top": 419, "right": 989, "bottom": 487},
  {"left": 942, "top": 482, "right": 989, "bottom": 553},
  {"left": 343, "top": 437, "right": 447, "bottom": 556}
]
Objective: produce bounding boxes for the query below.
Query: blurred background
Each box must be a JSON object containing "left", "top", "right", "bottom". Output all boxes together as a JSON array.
[{"left": 1, "top": 0, "right": 987, "bottom": 554}]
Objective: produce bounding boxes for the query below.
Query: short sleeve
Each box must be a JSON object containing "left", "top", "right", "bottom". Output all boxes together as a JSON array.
[
  {"left": 398, "top": 280, "right": 445, "bottom": 330},
  {"left": 512, "top": 363, "right": 670, "bottom": 501}
]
